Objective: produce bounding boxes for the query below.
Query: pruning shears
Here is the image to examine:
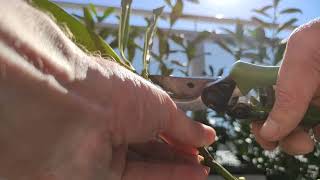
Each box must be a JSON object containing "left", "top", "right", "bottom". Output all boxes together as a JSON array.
[{"left": 150, "top": 61, "right": 320, "bottom": 127}]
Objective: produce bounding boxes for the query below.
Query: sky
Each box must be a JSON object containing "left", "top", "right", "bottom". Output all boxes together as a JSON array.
[
  {"left": 57, "top": 0, "right": 320, "bottom": 26},
  {"left": 55, "top": 0, "right": 320, "bottom": 74}
]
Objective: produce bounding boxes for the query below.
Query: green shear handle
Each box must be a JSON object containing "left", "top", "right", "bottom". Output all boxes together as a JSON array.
[{"left": 230, "top": 61, "right": 320, "bottom": 127}]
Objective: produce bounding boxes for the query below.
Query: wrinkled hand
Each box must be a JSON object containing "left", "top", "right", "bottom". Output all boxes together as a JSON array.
[
  {"left": 251, "top": 19, "right": 320, "bottom": 155},
  {"left": 0, "top": 1, "right": 215, "bottom": 180}
]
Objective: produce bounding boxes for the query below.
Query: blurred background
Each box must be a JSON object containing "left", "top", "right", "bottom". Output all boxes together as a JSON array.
[{"left": 52, "top": 0, "right": 320, "bottom": 179}]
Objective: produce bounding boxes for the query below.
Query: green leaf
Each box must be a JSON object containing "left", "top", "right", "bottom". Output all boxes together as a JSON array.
[
  {"left": 221, "top": 28, "right": 235, "bottom": 36},
  {"left": 170, "top": 0, "right": 183, "bottom": 26},
  {"left": 142, "top": 6, "right": 164, "bottom": 78},
  {"left": 277, "top": 18, "right": 297, "bottom": 33},
  {"left": 280, "top": 8, "right": 302, "bottom": 15},
  {"left": 119, "top": 0, "right": 132, "bottom": 64},
  {"left": 235, "top": 21, "right": 244, "bottom": 44},
  {"left": 98, "top": 7, "right": 115, "bottom": 22},
  {"left": 252, "top": 5, "right": 272, "bottom": 18},
  {"left": 89, "top": 3, "right": 98, "bottom": 17},
  {"left": 164, "top": 0, "right": 172, "bottom": 7},
  {"left": 274, "top": 40, "right": 287, "bottom": 65},
  {"left": 215, "top": 38, "right": 234, "bottom": 56},
  {"left": 251, "top": 27, "right": 265, "bottom": 44},
  {"left": 242, "top": 52, "right": 259, "bottom": 61},
  {"left": 170, "top": 33, "right": 185, "bottom": 47},
  {"left": 83, "top": 7, "right": 95, "bottom": 30},
  {"left": 30, "top": 0, "right": 134, "bottom": 71},
  {"left": 171, "top": 60, "right": 186, "bottom": 67},
  {"left": 251, "top": 16, "right": 267, "bottom": 26},
  {"left": 208, "top": 65, "right": 214, "bottom": 76},
  {"left": 192, "top": 31, "right": 211, "bottom": 45},
  {"left": 157, "top": 29, "right": 170, "bottom": 59}
]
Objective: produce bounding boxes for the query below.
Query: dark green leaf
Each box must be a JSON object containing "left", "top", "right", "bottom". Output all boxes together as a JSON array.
[
  {"left": 208, "top": 65, "right": 214, "bottom": 76},
  {"left": 171, "top": 60, "right": 186, "bottom": 67},
  {"left": 251, "top": 16, "right": 267, "bottom": 26},
  {"left": 157, "top": 29, "right": 170, "bottom": 59},
  {"left": 252, "top": 5, "right": 272, "bottom": 18},
  {"left": 273, "top": 0, "right": 281, "bottom": 8},
  {"left": 274, "top": 40, "right": 287, "bottom": 65},
  {"left": 170, "top": 0, "right": 183, "bottom": 26},
  {"left": 277, "top": 18, "right": 297, "bottom": 33},
  {"left": 221, "top": 28, "right": 235, "bottom": 36},
  {"left": 217, "top": 68, "right": 224, "bottom": 76},
  {"left": 127, "top": 40, "right": 136, "bottom": 62},
  {"left": 178, "top": 69, "right": 188, "bottom": 76},
  {"left": 83, "top": 7, "right": 95, "bottom": 30},
  {"left": 235, "top": 21, "right": 244, "bottom": 43},
  {"left": 160, "top": 63, "right": 174, "bottom": 76},
  {"left": 280, "top": 8, "right": 302, "bottom": 15},
  {"left": 99, "top": 7, "right": 115, "bottom": 22}
]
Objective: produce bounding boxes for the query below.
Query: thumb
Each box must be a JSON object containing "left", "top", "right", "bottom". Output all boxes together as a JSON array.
[{"left": 260, "top": 30, "right": 320, "bottom": 141}]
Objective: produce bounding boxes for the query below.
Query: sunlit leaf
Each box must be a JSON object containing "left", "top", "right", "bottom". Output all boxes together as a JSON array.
[
  {"left": 277, "top": 18, "right": 297, "bottom": 33},
  {"left": 142, "top": 6, "right": 164, "bottom": 78},
  {"left": 89, "top": 3, "right": 98, "bottom": 17},
  {"left": 98, "top": 7, "right": 115, "bottom": 22},
  {"left": 170, "top": 0, "right": 183, "bottom": 26},
  {"left": 280, "top": 8, "right": 302, "bottom": 15},
  {"left": 119, "top": 0, "right": 132, "bottom": 65},
  {"left": 83, "top": 7, "right": 95, "bottom": 29},
  {"left": 30, "top": 0, "right": 123, "bottom": 66}
]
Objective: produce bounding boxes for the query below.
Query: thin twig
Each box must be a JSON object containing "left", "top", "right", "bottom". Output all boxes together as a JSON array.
[{"left": 198, "top": 147, "right": 239, "bottom": 180}]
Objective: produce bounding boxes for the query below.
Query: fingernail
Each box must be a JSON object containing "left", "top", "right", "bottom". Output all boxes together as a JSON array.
[
  {"left": 203, "top": 125, "right": 216, "bottom": 145},
  {"left": 203, "top": 166, "right": 210, "bottom": 175},
  {"left": 260, "top": 118, "right": 280, "bottom": 141}
]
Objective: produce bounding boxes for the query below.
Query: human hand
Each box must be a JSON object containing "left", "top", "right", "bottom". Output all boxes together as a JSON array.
[
  {"left": 251, "top": 19, "right": 320, "bottom": 155},
  {"left": 0, "top": 1, "right": 215, "bottom": 179}
]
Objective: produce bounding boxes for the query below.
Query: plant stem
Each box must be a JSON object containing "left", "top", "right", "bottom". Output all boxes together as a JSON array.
[{"left": 198, "top": 147, "right": 239, "bottom": 180}]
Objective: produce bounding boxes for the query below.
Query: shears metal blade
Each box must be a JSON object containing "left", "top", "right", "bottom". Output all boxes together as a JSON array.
[{"left": 149, "top": 75, "right": 218, "bottom": 111}]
